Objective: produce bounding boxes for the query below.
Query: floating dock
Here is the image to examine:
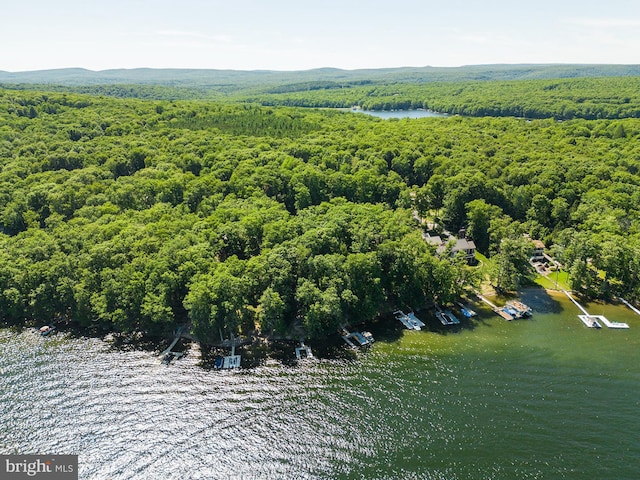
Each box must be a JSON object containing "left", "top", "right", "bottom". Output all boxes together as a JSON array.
[
  {"left": 443, "top": 309, "right": 460, "bottom": 325},
  {"left": 394, "top": 310, "right": 425, "bottom": 330},
  {"left": 295, "top": 341, "right": 314, "bottom": 360},
  {"left": 563, "top": 290, "right": 629, "bottom": 329},
  {"left": 595, "top": 315, "right": 629, "bottom": 329},
  {"left": 476, "top": 294, "right": 514, "bottom": 320},
  {"left": 578, "top": 315, "right": 602, "bottom": 329},
  {"left": 406, "top": 312, "right": 425, "bottom": 329}
]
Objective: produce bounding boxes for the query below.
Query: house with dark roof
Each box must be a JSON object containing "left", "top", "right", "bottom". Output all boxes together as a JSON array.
[{"left": 423, "top": 232, "right": 477, "bottom": 265}]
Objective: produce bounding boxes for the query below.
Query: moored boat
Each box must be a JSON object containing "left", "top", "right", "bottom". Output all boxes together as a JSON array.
[
  {"left": 456, "top": 302, "right": 477, "bottom": 318},
  {"left": 39, "top": 325, "right": 56, "bottom": 336},
  {"left": 505, "top": 300, "right": 532, "bottom": 318}
]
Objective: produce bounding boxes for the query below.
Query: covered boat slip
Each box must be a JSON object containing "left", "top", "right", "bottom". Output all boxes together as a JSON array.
[
  {"left": 394, "top": 310, "right": 425, "bottom": 330},
  {"left": 434, "top": 305, "right": 460, "bottom": 326},
  {"left": 341, "top": 328, "right": 374, "bottom": 347},
  {"left": 295, "top": 341, "right": 314, "bottom": 360}
]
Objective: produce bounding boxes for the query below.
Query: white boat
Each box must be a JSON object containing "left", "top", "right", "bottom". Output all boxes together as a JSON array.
[{"left": 39, "top": 325, "right": 56, "bottom": 336}]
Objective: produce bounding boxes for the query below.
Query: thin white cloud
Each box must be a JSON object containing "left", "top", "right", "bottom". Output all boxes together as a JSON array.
[
  {"left": 567, "top": 18, "right": 640, "bottom": 28},
  {"left": 458, "top": 34, "right": 492, "bottom": 44},
  {"left": 157, "top": 30, "right": 233, "bottom": 43}
]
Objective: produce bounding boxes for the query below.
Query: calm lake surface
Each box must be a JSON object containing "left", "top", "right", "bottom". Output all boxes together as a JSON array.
[
  {"left": 351, "top": 109, "right": 447, "bottom": 119},
  {"left": 2, "top": 289, "right": 639, "bottom": 479}
]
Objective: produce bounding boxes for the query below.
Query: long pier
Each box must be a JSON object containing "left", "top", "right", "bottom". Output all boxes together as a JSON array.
[
  {"left": 563, "top": 290, "right": 629, "bottom": 329},
  {"left": 476, "top": 294, "right": 514, "bottom": 320},
  {"left": 562, "top": 290, "right": 589, "bottom": 315},
  {"left": 619, "top": 297, "right": 640, "bottom": 316}
]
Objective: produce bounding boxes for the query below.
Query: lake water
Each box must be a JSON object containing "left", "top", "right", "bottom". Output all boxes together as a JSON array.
[
  {"left": 351, "top": 109, "right": 447, "bottom": 119},
  {"left": 2, "top": 289, "right": 639, "bottom": 479}
]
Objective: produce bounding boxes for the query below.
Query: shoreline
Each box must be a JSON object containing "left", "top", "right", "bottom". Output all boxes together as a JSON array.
[{"left": 7, "top": 284, "right": 637, "bottom": 368}]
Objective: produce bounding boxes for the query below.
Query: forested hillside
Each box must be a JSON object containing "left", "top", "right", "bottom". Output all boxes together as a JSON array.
[
  {"left": 251, "top": 77, "right": 640, "bottom": 120},
  {"left": 2, "top": 64, "right": 639, "bottom": 89},
  {"left": 1, "top": 86, "right": 640, "bottom": 341}
]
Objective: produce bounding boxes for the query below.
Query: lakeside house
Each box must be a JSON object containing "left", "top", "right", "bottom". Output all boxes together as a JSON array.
[
  {"left": 531, "top": 239, "right": 545, "bottom": 261},
  {"left": 424, "top": 230, "right": 477, "bottom": 265}
]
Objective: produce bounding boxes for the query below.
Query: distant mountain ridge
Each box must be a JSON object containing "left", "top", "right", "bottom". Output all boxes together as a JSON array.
[{"left": 1, "top": 64, "right": 640, "bottom": 90}]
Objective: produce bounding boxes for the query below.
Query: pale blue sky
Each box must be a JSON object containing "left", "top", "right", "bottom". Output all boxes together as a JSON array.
[{"left": 2, "top": 0, "right": 640, "bottom": 71}]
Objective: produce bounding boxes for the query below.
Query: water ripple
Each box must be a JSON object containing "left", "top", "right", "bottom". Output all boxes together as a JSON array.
[{"left": 2, "top": 316, "right": 640, "bottom": 479}]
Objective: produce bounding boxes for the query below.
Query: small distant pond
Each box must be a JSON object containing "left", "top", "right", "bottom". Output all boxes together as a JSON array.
[{"left": 351, "top": 109, "right": 448, "bottom": 119}]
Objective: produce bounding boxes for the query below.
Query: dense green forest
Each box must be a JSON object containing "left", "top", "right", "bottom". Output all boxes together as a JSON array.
[
  {"left": 1, "top": 82, "right": 640, "bottom": 342},
  {"left": 251, "top": 77, "right": 640, "bottom": 120},
  {"left": 5, "top": 72, "right": 640, "bottom": 121}
]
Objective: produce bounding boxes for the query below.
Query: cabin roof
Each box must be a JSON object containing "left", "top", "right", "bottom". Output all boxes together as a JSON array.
[{"left": 453, "top": 238, "right": 476, "bottom": 252}]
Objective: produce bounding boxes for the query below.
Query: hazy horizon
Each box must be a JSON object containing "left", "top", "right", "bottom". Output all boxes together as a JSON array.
[
  {"left": 3, "top": 62, "right": 640, "bottom": 75},
  {"left": 3, "top": 0, "right": 639, "bottom": 72}
]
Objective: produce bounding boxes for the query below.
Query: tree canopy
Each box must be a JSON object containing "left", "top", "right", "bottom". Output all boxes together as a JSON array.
[{"left": 2, "top": 82, "right": 640, "bottom": 341}]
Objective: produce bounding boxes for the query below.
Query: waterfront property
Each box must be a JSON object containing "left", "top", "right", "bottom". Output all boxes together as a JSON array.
[
  {"left": 531, "top": 240, "right": 545, "bottom": 261},
  {"left": 424, "top": 230, "right": 477, "bottom": 265}
]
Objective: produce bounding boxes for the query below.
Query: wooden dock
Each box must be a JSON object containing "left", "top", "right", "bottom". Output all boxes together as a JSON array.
[{"left": 476, "top": 294, "right": 514, "bottom": 320}]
